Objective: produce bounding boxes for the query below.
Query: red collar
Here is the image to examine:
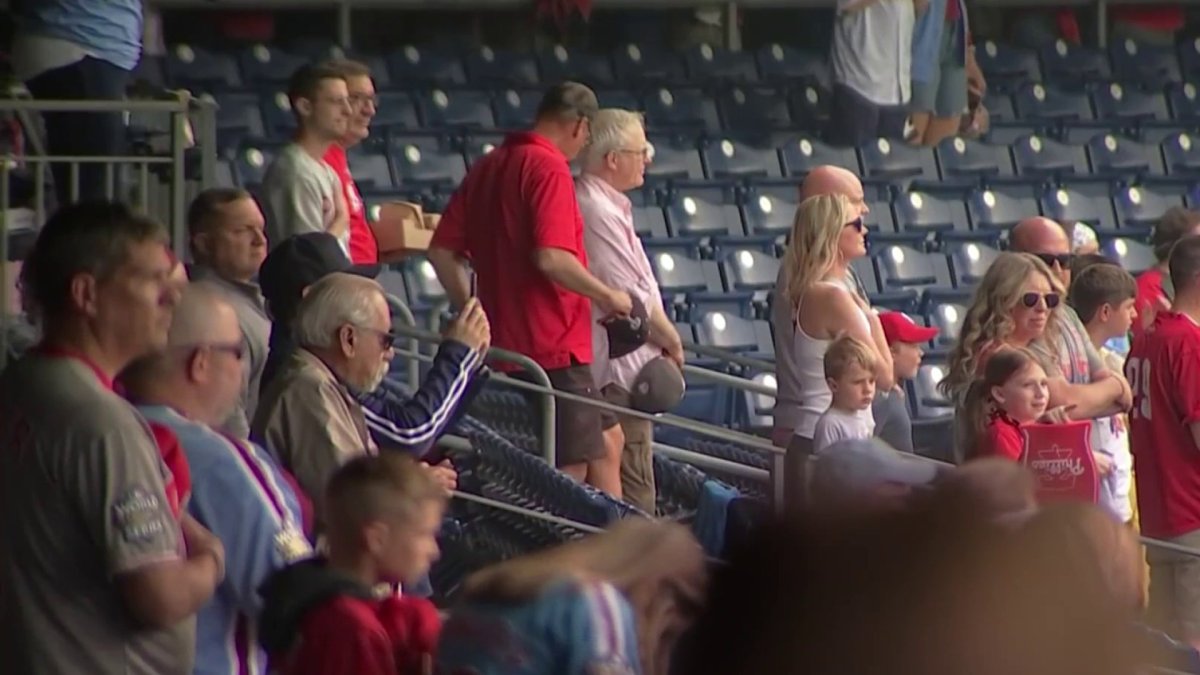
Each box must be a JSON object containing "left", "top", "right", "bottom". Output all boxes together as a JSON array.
[
  {"left": 505, "top": 131, "right": 569, "bottom": 162},
  {"left": 32, "top": 343, "right": 115, "bottom": 390}
]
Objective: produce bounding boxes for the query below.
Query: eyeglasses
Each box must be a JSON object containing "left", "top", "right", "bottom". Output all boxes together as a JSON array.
[
  {"left": 1033, "top": 252, "right": 1073, "bottom": 268},
  {"left": 319, "top": 95, "right": 352, "bottom": 108},
  {"left": 349, "top": 93, "right": 379, "bottom": 108},
  {"left": 615, "top": 147, "right": 651, "bottom": 160},
  {"left": 355, "top": 325, "right": 398, "bottom": 350},
  {"left": 178, "top": 342, "right": 245, "bottom": 361},
  {"left": 1020, "top": 292, "right": 1061, "bottom": 309},
  {"left": 844, "top": 217, "right": 865, "bottom": 233}
]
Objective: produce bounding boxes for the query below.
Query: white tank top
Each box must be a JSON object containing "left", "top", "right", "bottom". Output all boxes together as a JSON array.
[{"left": 791, "top": 280, "right": 875, "bottom": 439}]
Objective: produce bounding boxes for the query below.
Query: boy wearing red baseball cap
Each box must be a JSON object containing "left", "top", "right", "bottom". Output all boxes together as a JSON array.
[{"left": 873, "top": 312, "right": 939, "bottom": 453}]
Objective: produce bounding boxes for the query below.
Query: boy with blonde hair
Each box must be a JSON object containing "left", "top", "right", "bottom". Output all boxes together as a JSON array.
[{"left": 814, "top": 336, "right": 878, "bottom": 452}]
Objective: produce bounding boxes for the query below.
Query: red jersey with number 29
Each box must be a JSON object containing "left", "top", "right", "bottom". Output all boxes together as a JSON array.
[{"left": 1126, "top": 311, "right": 1200, "bottom": 539}]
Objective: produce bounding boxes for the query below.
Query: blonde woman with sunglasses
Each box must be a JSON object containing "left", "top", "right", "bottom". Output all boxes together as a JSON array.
[{"left": 781, "top": 194, "right": 894, "bottom": 505}]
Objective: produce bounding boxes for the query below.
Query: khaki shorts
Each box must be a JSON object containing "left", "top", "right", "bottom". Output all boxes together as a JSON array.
[
  {"left": 1147, "top": 528, "right": 1200, "bottom": 640},
  {"left": 603, "top": 384, "right": 656, "bottom": 514},
  {"left": 516, "top": 360, "right": 618, "bottom": 467}
]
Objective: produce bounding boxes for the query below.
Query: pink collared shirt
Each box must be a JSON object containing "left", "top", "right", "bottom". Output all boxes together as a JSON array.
[{"left": 576, "top": 173, "right": 663, "bottom": 392}]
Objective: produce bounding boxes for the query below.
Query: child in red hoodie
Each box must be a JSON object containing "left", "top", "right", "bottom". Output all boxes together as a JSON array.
[{"left": 259, "top": 454, "right": 447, "bottom": 675}]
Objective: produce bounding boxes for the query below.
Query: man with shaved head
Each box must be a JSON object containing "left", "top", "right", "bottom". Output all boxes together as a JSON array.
[
  {"left": 121, "top": 285, "right": 311, "bottom": 675},
  {"left": 771, "top": 166, "right": 875, "bottom": 447},
  {"left": 1009, "top": 217, "right": 1132, "bottom": 428}
]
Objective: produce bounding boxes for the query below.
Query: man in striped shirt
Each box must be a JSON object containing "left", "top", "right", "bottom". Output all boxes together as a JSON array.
[{"left": 121, "top": 285, "right": 312, "bottom": 675}]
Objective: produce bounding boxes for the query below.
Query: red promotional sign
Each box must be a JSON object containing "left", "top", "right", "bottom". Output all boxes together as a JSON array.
[{"left": 1020, "top": 421, "right": 1099, "bottom": 504}]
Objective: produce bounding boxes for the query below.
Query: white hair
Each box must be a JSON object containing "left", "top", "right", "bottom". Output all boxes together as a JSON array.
[
  {"left": 293, "top": 272, "right": 385, "bottom": 349},
  {"left": 581, "top": 108, "right": 645, "bottom": 169}
]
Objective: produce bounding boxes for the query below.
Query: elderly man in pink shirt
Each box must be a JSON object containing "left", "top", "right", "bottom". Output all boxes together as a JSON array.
[{"left": 576, "top": 109, "right": 684, "bottom": 513}]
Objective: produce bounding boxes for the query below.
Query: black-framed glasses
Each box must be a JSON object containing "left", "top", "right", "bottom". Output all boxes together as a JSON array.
[
  {"left": 1033, "top": 252, "right": 1073, "bottom": 268},
  {"left": 1020, "top": 292, "right": 1061, "bottom": 309},
  {"left": 355, "top": 325, "right": 398, "bottom": 350},
  {"left": 844, "top": 217, "right": 865, "bottom": 233},
  {"left": 349, "top": 93, "right": 379, "bottom": 108}
]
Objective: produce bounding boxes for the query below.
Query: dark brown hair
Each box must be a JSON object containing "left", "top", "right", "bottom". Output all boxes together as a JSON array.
[
  {"left": 962, "top": 347, "right": 1044, "bottom": 457},
  {"left": 1068, "top": 262, "right": 1136, "bottom": 324},
  {"left": 186, "top": 187, "right": 252, "bottom": 239},
  {"left": 1154, "top": 206, "right": 1200, "bottom": 262},
  {"left": 535, "top": 81, "right": 599, "bottom": 122},
  {"left": 285, "top": 63, "right": 346, "bottom": 114},
  {"left": 322, "top": 58, "right": 372, "bottom": 80}
]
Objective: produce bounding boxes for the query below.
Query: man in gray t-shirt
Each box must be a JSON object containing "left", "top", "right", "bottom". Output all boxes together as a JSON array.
[{"left": 260, "top": 63, "right": 351, "bottom": 254}]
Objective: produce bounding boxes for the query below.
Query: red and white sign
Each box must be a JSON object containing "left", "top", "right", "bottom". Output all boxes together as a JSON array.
[{"left": 1020, "top": 421, "right": 1099, "bottom": 504}]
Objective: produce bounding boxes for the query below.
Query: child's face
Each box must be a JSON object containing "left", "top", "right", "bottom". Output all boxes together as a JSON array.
[
  {"left": 829, "top": 362, "right": 876, "bottom": 411},
  {"left": 374, "top": 500, "right": 445, "bottom": 585},
  {"left": 1099, "top": 298, "right": 1137, "bottom": 338},
  {"left": 991, "top": 362, "right": 1050, "bottom": 423},
  {"left": 890, "top": 342, "right": 924, "bottom": 381}
]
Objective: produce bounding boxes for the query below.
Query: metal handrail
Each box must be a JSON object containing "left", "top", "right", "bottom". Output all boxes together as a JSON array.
[
  {"left": 682, "top": 363, "right": 777, "bottom": 397},
  {"left": 683, "top": 342, "right": 776, "bottom": 371}
]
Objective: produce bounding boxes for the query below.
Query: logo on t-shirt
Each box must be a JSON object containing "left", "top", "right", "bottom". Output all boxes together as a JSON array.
[{"left": 112, "top": 487, "right": 168, "bottom": 543}]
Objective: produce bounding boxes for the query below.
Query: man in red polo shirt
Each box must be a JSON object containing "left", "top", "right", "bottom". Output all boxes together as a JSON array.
[
  {"left": 1127, "top": 234, "right": 1200, "bottom": 650},
  {"left": 428, "top": 82, "right": 632, "bottom": 496},
  {"left": 322, "top": 58, "right": 378, "bottom": 265}
]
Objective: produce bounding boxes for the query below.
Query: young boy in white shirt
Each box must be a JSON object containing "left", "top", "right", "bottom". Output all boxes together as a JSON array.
[{"left": 813, "top": 336, "right": 878, "bottom": 453}]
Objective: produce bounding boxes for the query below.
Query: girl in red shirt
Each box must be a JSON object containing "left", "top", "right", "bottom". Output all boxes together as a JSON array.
[{"left": 963, "top": 347, "right": 1051, "bottom": 462}]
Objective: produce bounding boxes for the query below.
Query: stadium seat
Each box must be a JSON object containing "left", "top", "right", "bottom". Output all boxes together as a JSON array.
[
  {"left": 966, "top": 188, "right": 1035, "bottom": 231},
  {"left": 755, "top": 44, "right": 829, "bottom": 87},
  {"left": 722, "top": 249, "right": 780, "bottom": 292},
  {"left": 1039, "top": 40, "right": 1112, "bottom": 85},
  {"left": 779, "top": 136, "right": 859, "bottom": 177},
  {"left": 372, "top": 92, "right": 421, "bottom": 132},
  {"left": 741, "top": 189, "right": 796, "bottom": 235},
  {"left": 464, "top": 46, "right": 540, "bottom": 86},
  {"left": 718, "top": 86, "right": 792, "bottom": 131},
  {"left": 701, "top": 138, "right": 782, "bottom": 180},
  {"left": 642, "top": 87, "right": 721, "bottom": 133},
  {"left": 936, "top": 136, "right": 1014, "bottom": 184},
  {"left": 984, "top": 92, "right": 1017, "bottom": 123},
  {"left": 911, "top": 362, "right": 954, "bottom": 420},
  {"left": 974, "top": 40, "right": 1041, "bottom": 93},
  {"left": 1011, "top": 134, "right": 1088, "bottom": 178},
  {"left": 1180, "top": 38, "right": 1200, "bottom": 81},
  {"left": 947, "top": 242, "right": 1002, "bottom": 288},
  {"left": 166, "top": 44, "right": 241, "bottom": 90},
  {"left": 632, "top": 205, "right": 670, "bottom": 239},
  {"left": 594, "top": 88, "right": 641, "bottom": 111},
  {"left": 491, "top": 89, "right": 541, "bottom": 130},
  {"left": 1040, "top": 185, "right": 1117, "bottom": 232},
  {"left": 1101, "top": 238, "right": 1156, "bottom": 275},
  {"left": 695, "top": 312, "right": 773, "bottom": 357},
  {"left": 387, "top": 45, "right": 467, "bottom": 86},
  {"left": 238, "top": 44, "right": 307, "bottom": 86},
  {"left": 893, "top": 192, "right": 968, "bottom": 235},
  {"left": 858, "top": 138, "right": 938, "bottom": 186},
  {"left": 537, "top": 44, "right": 615, "bottom": 87},
  {"left": 233, "top": 144, "right": 277, "bottom": 187},
  {"left": 1110, "top": 39, "right": 1182, "bottom": 87},
  {"left": 650, "top": 253, "right": 724, "bottom": 319},
  {"left": 1085, "top": 133, "right": 1164, "bottom": 179},
  {"left": 416, "top": 89, "right": 495, "bottom": 130},
  {"left": 389, "top": 138, "right": 467, "bottom": 187},
  {"left": 1113, "top": 185, "right": 1182, "bottom": 229},
  {"left": 874, "top": 244, "right": 953, "bottom": 293},
  {"left": 209, "top": 92, "right": 266, "bottom": 146},
  {"left": 926, "top": 302, "right": 968, "bottom": 349},
  {"left": 645, "top": 137, "right": 705, "bottom": 183},
  {"left": 1161, "top": 131, "right": 1200, "bottom": 177},
  {"left": 685, "top": 43, "right": 758, "bottom": 83},
  {"left": 611, "top": 43, "right": 687, "bottom": 83},
  {"left": 1090, "top": 82, "right": 1169, "bottom": 123},
  {"left": 1013, "top": 83, "right": 1093, "bottom": 123},
  {"left": 665, "top": 193, "right": 744, "bottom": 238},
  {"left": 1166, "top": 83, "right": 1200, "bottom": 121},
  {"left": 462, "top": 132, "right": 505, "bottom": 166},
  {"left": 259, "top": 90, "right": 297, "bottom": 137},
  {"left": 400, "top": 257, "right": 447, "bottom": 307},
  {"left": 345, "top": 148, "right": 394, "bottom": 189},
  {"left": 788, "top": 83, "right": 833, "bottom": 128}
]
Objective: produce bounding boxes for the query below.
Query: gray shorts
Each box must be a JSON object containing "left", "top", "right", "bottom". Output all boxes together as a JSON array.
[
  {"left": 1147, "top": 528, "right": 1200, "bottom": 640},
  {"left": 911, "top": 26, "right": 969, "bottom": 118}
]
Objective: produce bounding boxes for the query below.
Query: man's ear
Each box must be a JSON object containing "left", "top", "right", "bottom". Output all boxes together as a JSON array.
[
  {"left": 185, "top": 347, "right": 210, "bottom": 383},
  {"left": 293, "top": 96, "right": 314, "bottom": 118},
  {"left": 69, "top": 273, "right": 99, "bottom": 319}
]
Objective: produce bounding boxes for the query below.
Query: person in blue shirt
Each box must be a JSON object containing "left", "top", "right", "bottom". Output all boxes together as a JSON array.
[
  {"left": 436, "top": 520, "right": 706, "bottom": 675},
  {"left": 14, "top": 0, "right": 143, "bottom": 205},
  {"left": 121, "top": 284, "right": 311, "bottom": 675}
]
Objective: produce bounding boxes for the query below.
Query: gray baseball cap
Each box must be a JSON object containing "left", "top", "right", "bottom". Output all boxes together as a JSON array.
[
  {"left": 628, "top": 356, "right": 685, "bottom": 414},
  {"left": 812, "top": 438, "right": 941, "bottom": 505}
]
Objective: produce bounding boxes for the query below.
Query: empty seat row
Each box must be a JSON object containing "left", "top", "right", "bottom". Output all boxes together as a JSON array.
[{"left": 977, "top": 38, "right": 1200, "bottom": 92}]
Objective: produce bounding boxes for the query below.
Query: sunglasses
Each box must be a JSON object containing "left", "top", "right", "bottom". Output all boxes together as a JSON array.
[
  {"left": 356, "top": 325, "right": 399, "bottom": 350},
  {"left": 1033, "top": 253, "right": 1073, "bottom": 268},
  {"left": 844, "top": 217, "right": 865, "bottom": 233},
  {"left": 1020, "top": 292, "right": 1061, "bottom": 309}
]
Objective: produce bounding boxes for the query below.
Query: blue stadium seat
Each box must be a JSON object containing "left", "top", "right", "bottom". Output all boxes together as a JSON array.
[
  {"left": 1180, "top": 39, "right": 1200, "bottom": 81},
  {"left": 850, "top": 256, "right": 881, "bottom": 294},
  {"left": 464, "top": 46, "right": 540, "bottom": 87},
  {"left": 1090, "top": 83, "right": 1169, "bottom": 123},
  {"left": 645, "top": 137, "right": 705, "bottom": 183},
  {"left": 611, "top": 43, "right": 687, "bottom": 83},
  {"left": 936, "top": 136, "right": 1014, "bottom": 183},
  {"left": 947, "top": 241, "right": 1002, "bottom": 288},
  {"left": 166, "top": 44, "right": 241, "bottom": 90},
  {"left": 665, "top": 193, "right": 744, "bottom": 237},
  {"left": 462, "top": 132, "right": 506, "bottom": 166},
  {"left": 718, "top": 86, "right": 792, "bottom": 131},
  {"left": 741, "top": 189, "right": 796, "bottom": 235},
  {"left": 874, "top": 244, "right": 953, "bottom": 293},
  {"left": 984, "top": 92, "right": 1017, "bottom": 123},
  {"left": 303, "top": 46, "right": 391, "bottom": 88},
  {"left": 722, "top": 249, "right": 780, "bottom": 292},
  {"left": 893, "top": 192, "right": 968, "bottom": 235},
  {"left": 685, "top": 43, "right": 758, "bottom": 83},
  {"left": 754, "top": 44, "right": 830, "bottom": 87},
  {"left": 788, "top": 83, "right": 832, "bottom": 128},
  {"left": 1013, "top": 83, "right": 1094, "bottom": 123},
  {"left": 911, "top": 362, "right": 954, "bottom": 420},
  {"left": 1041, "top": 185, "right": 1117, "bottom": 231},
  {"left": 1011, "top": 134, "right": 1088, "bottom": 178},
  {"left": 259, "top": 90, "right": 296, "bottom": 137},
  {"left": 416, "top": 89, "right": 494, "bottom": 130},
  {"left": 594, "top": 89, "right": 641, "bottom": 111},
  {"left": 1039, "top": 41, "right": 1112, "bottom": 85},
  {"left": 701, "top": 138, "right": 782, "bottom": 179},
  {"left": 926, "top": 301, "right": 968, "bottom": 349},
  {"left": 372, "top": 92, "right": 421, "bottom": 132},
  {"left": 345, "top": 148, "right": 394, "bottom": 189},
  {"left": 400, "top": 256, "right": 447, "bottom": 308},
  {"left": 1101, "top": 237, "right": 1156, "bottom": 275},
  {"left": 209, "top": 92, "right": 265, "bottom": 146},
  {"left": 537, "top": 44, "right": 615, "bottom": 87},
  {"left": 215, "top": 158, "right": 236, "bottom": 187},
  {"left": 1085, "top": 133, "right": 1164, "bottom": 179},
  {"left": 695, "top": 312, "right": 773, "bottom": 357},
  {"left": 389, "top": 137, "right": 467, "bottom": 187},
  {"left": 376, "top": 266, "right": 408, "bottom": 301},
  {"left": 387, "top": 46, "right": 467, "bottom": 86},
  {"left": 964, "top": 187, "right": 1031, "bottom": 231},
  {"left": 1113, "top": 185, "right": 1182, "bottom": 229},
  {"left": 649, "top": 253, "right": 724, "bottom": 319},
  {"left": 1166, "top": 83, "right": 1200, "bottom": 121},
  {"left": 238, "top": 44, "right": 307, "bottom": 86},
  {"left": 779, "top": 136, "right": 859, "bottom": 177},
  {"left": 1110, "top": 39, "right": 1182, "bottom": 87},
  {"left": 1161, "top": 131, "right": 1200, "bottom": 177},
  {"left": 983, "top": 121, "right": 1052, "bottom": 146},
  {"left": 975, "top": 41, "right": 1042, "bottom": 93},
  {"left": 858, "top": 138, "right": 938, "bottom": 186},
  {"left": 632, "top": 205, "right": 670, "bottom": 239},
  {"left": 865, "top": 197, "right": 899, "bottom": 234},
  {"left": 233, "top": 144, "right": 277, "bottom": 187},
  {"left": 491, "top": 89, "right": 541, "bottom": 130},
  {"left": 642, "top": 87, "right": 720, "bottom": 133}
]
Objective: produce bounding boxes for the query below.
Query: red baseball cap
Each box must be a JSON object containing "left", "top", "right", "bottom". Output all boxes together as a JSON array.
[{"left": 879, "top": 311, "right": 939, "bottom": 345}]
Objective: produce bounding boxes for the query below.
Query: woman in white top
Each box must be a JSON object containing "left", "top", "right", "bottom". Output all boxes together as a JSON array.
[{"left": 781, "top": 194, "right": 894, "bottom": 497}]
